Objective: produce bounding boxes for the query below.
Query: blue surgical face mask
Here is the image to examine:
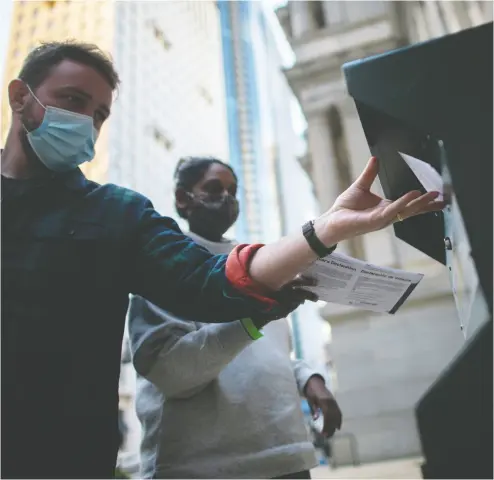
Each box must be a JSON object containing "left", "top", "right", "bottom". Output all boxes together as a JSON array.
[{"left": 23, "top": 84, "right": 98, "bottom": 172}]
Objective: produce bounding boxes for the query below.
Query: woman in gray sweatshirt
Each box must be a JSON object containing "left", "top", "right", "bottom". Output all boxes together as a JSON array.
[{"left": 128, "top": 157, "right": 342, "bottom": 479}]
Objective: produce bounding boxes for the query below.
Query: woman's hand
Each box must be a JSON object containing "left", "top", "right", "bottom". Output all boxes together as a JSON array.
[
  {"left": 315, "top": 157, "right": 445, "bottom": 245},
  {"left": 305, "top": 375, "right": 342, "bottom": 438}
]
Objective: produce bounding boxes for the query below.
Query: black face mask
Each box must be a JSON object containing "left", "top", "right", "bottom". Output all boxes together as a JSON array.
[{"left": 187, "top": 192, "right": 240, "bottom": 241}]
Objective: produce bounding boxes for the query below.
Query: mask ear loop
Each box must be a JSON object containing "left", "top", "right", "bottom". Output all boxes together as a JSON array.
[
  {"left": 23, "top": 82, "right": 46, "bottom": 110},
  {"left": 185, "top": 190, "right": 206, "bottom": 206},
  {"left": 185, "top": 191, "right": 209, "bottom": 207},
  {"left": 20, "top": 81, "right": 46, "bottom": 135},
  {"left": 21, "top": 80, "right": 98, "bottom": 142}
]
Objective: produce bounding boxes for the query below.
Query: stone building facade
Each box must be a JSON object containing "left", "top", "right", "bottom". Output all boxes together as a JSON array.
[{"left": 276, "top": 1, "right": 492, "bottom": 464}]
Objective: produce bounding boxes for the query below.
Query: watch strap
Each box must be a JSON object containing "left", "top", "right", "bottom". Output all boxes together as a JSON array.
[{"left": 302, "top": 220, "right": 337, "bottom": 258}]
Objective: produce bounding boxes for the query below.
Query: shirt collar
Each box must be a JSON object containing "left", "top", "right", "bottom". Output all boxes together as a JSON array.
[
  {"left": 55, "top": 168, "right": 90, "bottom": 192},
  {"left": 1, "top": 148, "right": 89, "bottom": 192}
]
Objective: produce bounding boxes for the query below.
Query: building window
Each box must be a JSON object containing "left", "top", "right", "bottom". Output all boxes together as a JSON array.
[
  {"left": 151, "top": 127, "right": 173, "bottom": 151},
  {"left": 147, "top": 20, "right": 172, "bottom": 50},
  {"left": 197, "top": 85, "right": 213, "bottom": 105},
  {"left": 310, "top": 1, "right": 326, "bottom": 29}
]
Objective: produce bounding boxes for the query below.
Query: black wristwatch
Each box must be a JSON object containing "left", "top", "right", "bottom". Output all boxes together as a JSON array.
[{"left": 302, "top": 220, "right": 337, "bottom": 258}]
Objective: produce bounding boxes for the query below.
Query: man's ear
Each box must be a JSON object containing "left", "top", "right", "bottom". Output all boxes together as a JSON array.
[
  {"left": 8, "top": 79, "right": 30, "bottom": 114},
  {"left": 175, "top": 187, "right": 191, "bottom": 212}
]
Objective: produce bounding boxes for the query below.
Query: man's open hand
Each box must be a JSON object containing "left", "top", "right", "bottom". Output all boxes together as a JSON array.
[{"left": 315, "top": 156, "right": 445, "bottom": 245}]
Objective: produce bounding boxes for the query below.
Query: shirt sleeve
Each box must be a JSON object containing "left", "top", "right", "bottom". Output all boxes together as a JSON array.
[
  {"left": 129, "top": 201, "right": 288, "bottom": 323},
  {"left": 291, "top": 358, "right": 325, "bottom": 395},
  {"left": 129, "top": 295, "right": 260, "bottom": 399}
]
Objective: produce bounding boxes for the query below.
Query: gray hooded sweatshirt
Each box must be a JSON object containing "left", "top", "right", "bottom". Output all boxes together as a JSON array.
[{"left": 128, "top": 232, "right": 319, "bottom": 479}]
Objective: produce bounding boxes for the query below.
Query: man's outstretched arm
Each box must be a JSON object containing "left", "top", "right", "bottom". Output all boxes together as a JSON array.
[{"left": 131, "top": 157, "right": 443, "bottom": 323}]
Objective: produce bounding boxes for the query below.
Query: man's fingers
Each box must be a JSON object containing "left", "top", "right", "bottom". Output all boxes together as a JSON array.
[
  {"left": 354, "top": 156, "right": 379, "bottom": 191},
  {"left": 279, "top": 275, "right": 319, "bottom": 303},
  {"left": 384, "top": 190, "right": 441, "bottom": 223},
  {"left": 386, "top": 191, "right": 444, "bottom": 223},
  {"left": 290, "top": 275, "right": 317, "bottom": 288},
  {"left": 305, "top": 291, "right": 319, "bottom": 302},
  {"left": 293, "top": 289, "right": 319, "bottom": 303},
  {"left": 402, "top": 191, "right": 441, "bottom": 215},
  {"left": 425, "top": 200, "right": 446, "bottom": 212},
  {"left": 285, "top": 289, "right": 318, "bottom": 304},
  {"left": 384, "top": 190, "right": 422, "bottom": 220},
  {"left": 404, "top": 199, "right": 446, "bottom": 217}
]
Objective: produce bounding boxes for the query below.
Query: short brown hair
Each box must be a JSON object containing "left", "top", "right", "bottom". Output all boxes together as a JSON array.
[{"left": 18, "top": 40, "right": 120, "bottom": 91}]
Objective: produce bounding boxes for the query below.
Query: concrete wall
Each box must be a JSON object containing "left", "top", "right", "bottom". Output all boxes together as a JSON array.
[{"left": 403, "top": 1, "right": 493, "bottom": 44}]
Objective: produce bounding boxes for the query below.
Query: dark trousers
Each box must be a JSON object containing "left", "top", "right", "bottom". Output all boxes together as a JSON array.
[{"left": 272, "top": 471, "right": 311, "bottom": 479}]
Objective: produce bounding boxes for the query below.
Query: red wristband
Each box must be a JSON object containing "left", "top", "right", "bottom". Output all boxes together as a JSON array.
[{"left": 225, "top": 244, "right": 277, "bottom": 307}]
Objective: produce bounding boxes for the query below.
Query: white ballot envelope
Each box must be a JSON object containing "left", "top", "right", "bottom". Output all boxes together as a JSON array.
[
  {"left": 398, "top": 151, "right": 444, "bottom": 201},
  {"left": 302, "top": 252, "right": 423, "bottom": 314}
]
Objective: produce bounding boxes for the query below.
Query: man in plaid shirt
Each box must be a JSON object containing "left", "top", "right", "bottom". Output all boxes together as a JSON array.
[{"left": 1, "top": 41, "right": 444, "bottom": 479}]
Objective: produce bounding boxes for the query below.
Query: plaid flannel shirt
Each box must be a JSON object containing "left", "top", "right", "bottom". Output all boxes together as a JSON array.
[{"left": 1, "top": 167, "right": 285, "bottom": 478}]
